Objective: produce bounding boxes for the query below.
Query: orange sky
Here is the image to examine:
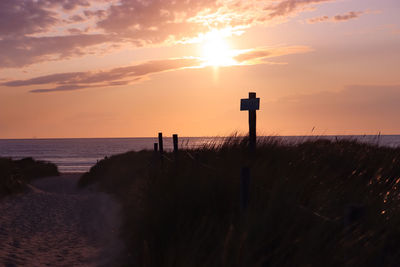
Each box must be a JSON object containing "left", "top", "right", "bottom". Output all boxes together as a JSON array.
[{"left": 0, "top": 0, "right": 399, "bottom": 138}]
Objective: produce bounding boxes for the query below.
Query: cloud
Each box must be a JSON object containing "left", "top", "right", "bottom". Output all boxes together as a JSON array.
[
  {"left": 83, "top": 9, "right": 107, "bottom": 19},
  {"left": 0, "top": 34, "right": 112, "bottom": 68},
  {"left": 96, "top": 0, "right": 221, "bottom": 45},
  {"left": 2, "top": 45, "right": 313, "bottom": 92},
  {"left": 3, "top": 58, "right": 202, "bottom": 93},
  {"left": 333, "top": 11, "right": 364, "bottom": 22},
  {"left": 30, "top": 84, "right": 95, "bottom": 93},
  {"left": 266, "top": 0, "right": 333, "bottom": 18},
  {"left": 0, "top": 0, "right": 57, "bottom": 38},
  {"left": 307, "top": 16, "right": 330, "bottom": 23},
  {"left": 0, "top": 0, "right": 115, "bottom": 68},
  {"left": 44, "top": 0, "right": 91, "bottom": 10},
  {"left": 387, "top": 25, "right": 400, "bottom": 35},
  {"left": 0, "top": 0, "right": 100, "bottom": 38},
  {"left": 96, "top": 0, "right": 336, "bottom": 44},
  {"left": 234, "top": 46, "right": 313, "bottom": 64},
  {"left": 0, "top": 0, "right": 333, "bottom": 69},
  {"left": 307, "top": 11, "right": 365, "bottom": 24},
  {"left": 69, "top": 15, "right": 86, "bottom": 23},
  {"left": 67, "top": 28, "right": 85, "bottom": 34},
  {"left": 4, "top": 73, "right": 84, "bottom": 87}
]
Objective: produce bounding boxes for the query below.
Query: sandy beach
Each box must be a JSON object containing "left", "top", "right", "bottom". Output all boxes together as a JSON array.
[{"left": 0, "top": 174, "right": 123, "bottom": 267}]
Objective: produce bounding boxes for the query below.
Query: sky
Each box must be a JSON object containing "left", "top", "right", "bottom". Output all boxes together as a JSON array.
[{"left": 0, "top": 0, "right": 399, "bottom": 138}]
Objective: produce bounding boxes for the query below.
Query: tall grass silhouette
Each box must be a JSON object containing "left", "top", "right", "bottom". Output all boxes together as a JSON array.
[
  {"left": 0, "top": 157, "right": 59, "bottom": 197},
  {"left": 80, "top": 136, "right": 400, "bottom": 266}
]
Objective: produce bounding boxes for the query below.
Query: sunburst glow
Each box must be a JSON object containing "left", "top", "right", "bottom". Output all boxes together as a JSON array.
[{"left": 201, "top": 30, "right": 237, "bottom": 67}]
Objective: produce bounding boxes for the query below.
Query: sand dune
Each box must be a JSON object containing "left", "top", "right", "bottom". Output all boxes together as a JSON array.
[{"left": 0, "top": 174, "right": 123, "bottom": 267}]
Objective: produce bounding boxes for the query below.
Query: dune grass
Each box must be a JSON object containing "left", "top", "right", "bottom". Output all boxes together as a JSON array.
[
  {"left": 80, "top": 137, "right": 400, "bottom": 266},
  {"left": 0, "top": 157, "right": 59, "bottom": 197}
]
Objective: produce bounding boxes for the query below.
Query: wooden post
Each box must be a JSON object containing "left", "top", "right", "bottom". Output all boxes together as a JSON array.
[
  {"left": 240, "top": 92, "right": 260, "bottom": 153},
  {"left": 173, "top": 134, "right": 178, "bottom": 155},
  {"left": 248, "top": 92, "right": 256, "bottom": 153},
  {"left": 158, "top": 132, "right": 164, "bottom": 155},
  {"left": 154, "top": 143, "right": 158, "bottom": 152},
  {"left": 240, "top": 167, "right": 250, "bottom": 212},
  {"left": 239, "top": 92, "right": 259, "bottom": 215}
]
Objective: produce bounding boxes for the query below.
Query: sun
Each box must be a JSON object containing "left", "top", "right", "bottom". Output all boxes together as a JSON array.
[{"left": 201, "top": 30, "right": 237, "bottom": 67}]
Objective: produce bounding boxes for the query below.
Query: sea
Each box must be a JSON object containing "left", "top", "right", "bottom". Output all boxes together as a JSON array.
[{"left": 1, "top": 135, "right": 400, "bottom": 173}]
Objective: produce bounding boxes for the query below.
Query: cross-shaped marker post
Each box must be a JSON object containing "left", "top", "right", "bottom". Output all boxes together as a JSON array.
[{"left": 240, "top": 92, "right": 260, "bottom": 153}]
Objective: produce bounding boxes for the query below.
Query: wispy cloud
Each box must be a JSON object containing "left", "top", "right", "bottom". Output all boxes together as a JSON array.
[
  {"left": 307, "top": 15, "right": 330, "bottom": 23},
  {"left": 0, "top": 34, "right": 112, "bottom": 68},
  {"left": 3, "top": 58, "right": 202, "bottom": 93},
  {"left": 234, "top": 46, "right": 313, "bottom": 64},
  {"left": 266, "top": 0, "right": 333, "bottom": 18},
  {"left": 333, "top": 11, "right": 364, "bottom": 22},
  {"left": 2, "top": 45, "right": 312, "bottom": 93},
  {"left": 307, "top": 11, "right": 367, "bottom": 24},
  {"left": 386, "top": 24, "right": 400, "bottom": 35}
]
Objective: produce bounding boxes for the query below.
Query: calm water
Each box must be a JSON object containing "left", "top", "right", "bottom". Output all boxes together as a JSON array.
[{"left": 1, "top": 136, "right": 399, "bottom": 173}]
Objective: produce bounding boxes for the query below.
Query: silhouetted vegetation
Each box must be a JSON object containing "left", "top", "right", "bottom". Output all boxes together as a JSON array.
[
  {"left": 80, "top": 137, "right": 400, "bottom": 266},
  {"left": 0, "top": 157, "right": 59, "bottom": 197}
]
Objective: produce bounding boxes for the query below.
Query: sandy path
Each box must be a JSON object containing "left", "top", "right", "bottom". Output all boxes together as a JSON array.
[{"left": 0, "top": 174, "right": 123, "bottom": 267}]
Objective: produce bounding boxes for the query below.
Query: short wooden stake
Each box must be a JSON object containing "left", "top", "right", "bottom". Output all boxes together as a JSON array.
[
  {"left": 158, "top": 132, "right": 164, "bottom": 155},
  {"left": 154, "top": 143, "right": 158, "bottom": 152},
  {"left": 240, "top": 167, "right": 250, "bottom": 213},
  {"left": 173, "top": 134, "right": 178, "bottom": 154}
]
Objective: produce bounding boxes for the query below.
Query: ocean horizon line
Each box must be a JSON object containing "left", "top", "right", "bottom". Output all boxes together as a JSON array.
[
  {"left": 2, "top": 135, "right": 400, "bottom": 173},
  {"left": 0, "top": 134, "right": 397, "bottom": 141}
]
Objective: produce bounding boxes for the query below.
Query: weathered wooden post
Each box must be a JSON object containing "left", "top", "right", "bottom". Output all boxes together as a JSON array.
[
  {"left": 239, "top": 92, "right": 259, "bottom": 214},
  {"left": 240, "top": 166, "right": 250, "bottom": 212},
  {"left": 158, "top": 132, "right": 164, "bottom": 156},
  {"left": 152, "top": 142, "right": 159, "bottom": 165},
  {"left": 154, "top": 143, "right": 158, "bottom": 152},
  {"left": 240, "top": 92, "right": 260, "bottom": 153},
  {"left": 158, "top": 132, "right": 164, "bottom": 164},
  {"left": 173, "top": 134, "right": 178, "bottom": 156}
]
